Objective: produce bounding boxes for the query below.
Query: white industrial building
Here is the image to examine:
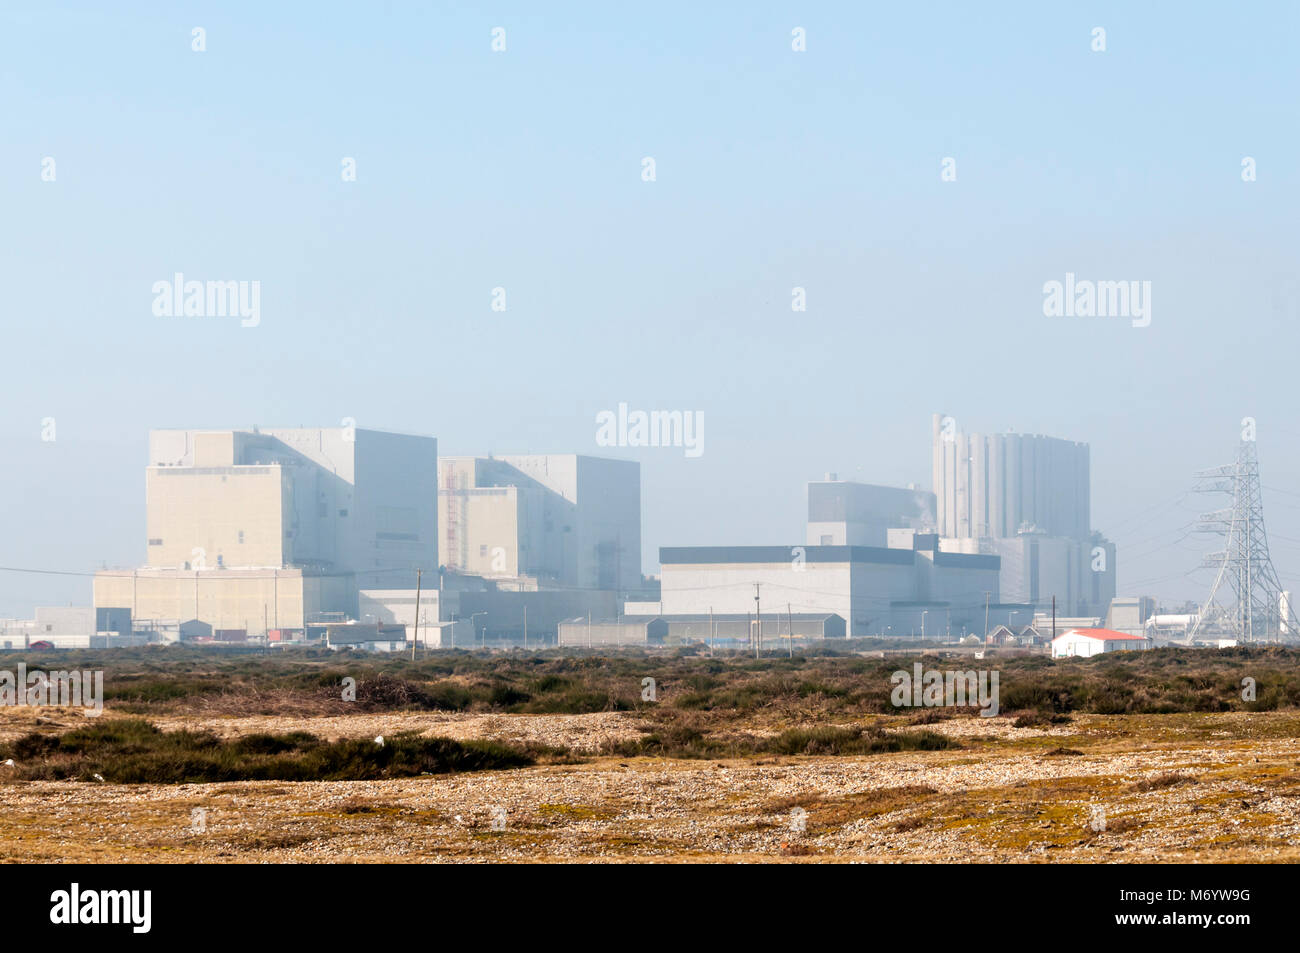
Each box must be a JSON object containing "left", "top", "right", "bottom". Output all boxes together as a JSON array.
[
  {"left": 0, "top": 607, "right": 137, "bottom": 650},
  {"left": 142, "top": 426, "right": 438, "bottom": 583},
  {"left": 1106, "top": 596, "right": 1157, "bottom": 637},
  {"left": 439, "top": 454, "right": 640, "bottom": 591},
  {"left": 657, "top": 538, "right": 1006, "bottom": 638},
  {"left": 94, "top": 426, "right": 439, "bottom": 637},
  {"left": 558, "top": 612, "right": 846, "bottom": 648},
  {"left": 1050, "top": 627, "right": 1153, "bottom": 658},
  {"left": 356, "top": 589, "right": 479, "bottom": 648},
  {"left": 359, "top": 588, "right": 444, "bottom": 633}
]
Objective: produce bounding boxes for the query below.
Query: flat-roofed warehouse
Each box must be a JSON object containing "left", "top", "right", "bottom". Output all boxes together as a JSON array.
[
  {"left": 652, "top": 612, "right": 846, "bottom": 645},
  {"left": 558, "top": 617, "right": 667, "bottom": 647},
  {"left": 556, "top": 613, "right": 845, "bottom": 647},
  {"left": 657, "top": 542, "right": 1001, "bottom": 638}
]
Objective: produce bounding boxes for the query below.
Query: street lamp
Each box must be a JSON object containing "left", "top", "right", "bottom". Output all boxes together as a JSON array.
[
  {"left": 921, "top": 610, "right": 928, "bottom": 641},
  {"left": 469, "top": 612, "right": 487, "bottom": 650}
]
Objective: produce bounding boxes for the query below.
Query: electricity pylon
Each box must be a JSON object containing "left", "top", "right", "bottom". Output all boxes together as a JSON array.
[{"left": 1190, "top": 436, "right": 1296, "bottom": 642}]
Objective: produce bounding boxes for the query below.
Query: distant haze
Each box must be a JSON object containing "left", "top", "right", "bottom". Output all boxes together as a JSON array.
[{"left": 3, "top": 3, "right": 1299, "bottom": 615}]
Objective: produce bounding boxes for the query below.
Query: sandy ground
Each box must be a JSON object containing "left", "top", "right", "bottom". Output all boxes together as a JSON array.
[{"left": 1, "top": 708, "right": 1298, "bottom": 863}]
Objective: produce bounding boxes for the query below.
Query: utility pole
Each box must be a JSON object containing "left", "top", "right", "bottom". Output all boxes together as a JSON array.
[
  {"left": 708, "top": 605, "right": 714, "bottom": 657},
  {"left": 1052, "top": 595, "right": 1056, "bottom": 644},
  {"left": 787, "top": 602, "right": 793, "bottom": 657},
  {"left": 411, "top": 568, "right": 422, "bottom": 661},
  {"left": 523, "top": 605, "right": 528, "bottom": 651},
  {"left": 984, "top": 591, "right": 991, "bottom": 640},
  {"left": 753, "top": 583, "right": 761, "bottom": 657}
]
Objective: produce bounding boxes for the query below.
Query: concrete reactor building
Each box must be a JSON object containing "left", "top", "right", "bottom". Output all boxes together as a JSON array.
[
  {"left": 94, "top": 426, "right": 438, "bottom": 637},
  {"left": 439, "top": 454, "right": 641, "bottom": 592}
]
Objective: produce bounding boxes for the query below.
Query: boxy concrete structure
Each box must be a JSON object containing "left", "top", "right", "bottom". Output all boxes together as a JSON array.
[
  {"left": 439, "top": 454, "right": 640, "bottom": 591},
  {"left": 95, "top": 426, "right": 438, "bottom": 637},
  {"left": 144, "top": 427, "right": 437, "bottom": 584},
  {"left": 558, "top": 617, "right": 667, "bottom": 647},
  {"left": 806, "top": 479, "right": 936, "bottom": 547},
  {"left": 657, "top": 542, "right": 999, "bottom": 638}
]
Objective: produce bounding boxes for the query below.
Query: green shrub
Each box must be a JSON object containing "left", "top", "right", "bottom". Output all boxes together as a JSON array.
[{"left": 0, "top": 719, "right": 537, "bottom": 783}]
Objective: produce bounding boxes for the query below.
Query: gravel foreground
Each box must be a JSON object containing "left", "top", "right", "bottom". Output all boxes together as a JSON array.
[{"left": 1, "top": 709, "right": 1297, "bottom": 863}]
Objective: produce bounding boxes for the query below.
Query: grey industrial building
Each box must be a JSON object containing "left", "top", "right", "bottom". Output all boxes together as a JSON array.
[
  {"left": 439, "top": 454, "right": 641, "bottom": 592},
  {"left": 931, "top": 413, "right": 1115, "bottom": 617},
  {"left": 806, "top": 478, "right": 936, "bottom": 547}
]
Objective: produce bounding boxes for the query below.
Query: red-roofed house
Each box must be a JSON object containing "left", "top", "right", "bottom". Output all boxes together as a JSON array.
[{"left": 1051, "top": 627, "right": 1152, "bottom": 659}]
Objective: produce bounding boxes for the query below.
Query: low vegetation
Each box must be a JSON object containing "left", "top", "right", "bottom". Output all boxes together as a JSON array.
[
  {"left": 601, "top": 716, "right": 957, "bottom": 759},
  {"left": 0, "top": 719, "right": 542, "bottom": 783},
  {"left": 3, "top": 643, "right": 1298, "bottom": 721}
]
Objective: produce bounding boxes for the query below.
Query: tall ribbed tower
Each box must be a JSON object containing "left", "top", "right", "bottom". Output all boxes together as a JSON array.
[{"left": 932, "top": 414, "right": 1090, "bottom": 541}]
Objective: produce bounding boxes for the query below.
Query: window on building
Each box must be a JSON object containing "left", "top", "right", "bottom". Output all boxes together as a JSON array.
[
  {"left": 148, "top": 538, "right": 163, "bottom": 546},
  {"left": 238, "top": 530, "right": 244, "bottom": 543},
  {"left": 820, "top": 535, "right": 833, "bottom": 545}
]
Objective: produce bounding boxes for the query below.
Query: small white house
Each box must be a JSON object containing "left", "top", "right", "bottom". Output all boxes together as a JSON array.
[{"left": 1051, "top": 627, "right": 1152, "bottom": 659}]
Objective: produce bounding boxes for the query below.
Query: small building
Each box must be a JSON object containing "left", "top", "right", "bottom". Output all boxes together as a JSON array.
[
  {"left": 656, "top": 613, "right": 846, "bottom": 645},
  {"left": 557, "top": 617, "right": 667, "bottom": 648},
  {"left": 419, "top": 620, "right": 475, "bottom": 649},
  {"left": 985, "top": 624, "right": 1018, "bottom": 646},
  {"left": 179, "top": 619, "right": 213, "bottom": 641},
  {"left": 1106, "top": 596, "right": 1157, "bottom": 637},
  {"left": 323, "top": 622, "right": 409, "bottom": 652},
  {"left": 1051, "top": 627, "right": 1152, "bottom": 658},
  {"left": 556, "top": 613, "right": 846, "bottom": 648},
  {"left": 1018, "top": 624, "right": 1048, "bottom": 645}
]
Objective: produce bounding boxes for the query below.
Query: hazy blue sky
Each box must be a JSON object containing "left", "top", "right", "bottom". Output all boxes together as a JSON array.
[{"left": 2, "top": 2, "right": 1299, "bottom": 615}]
